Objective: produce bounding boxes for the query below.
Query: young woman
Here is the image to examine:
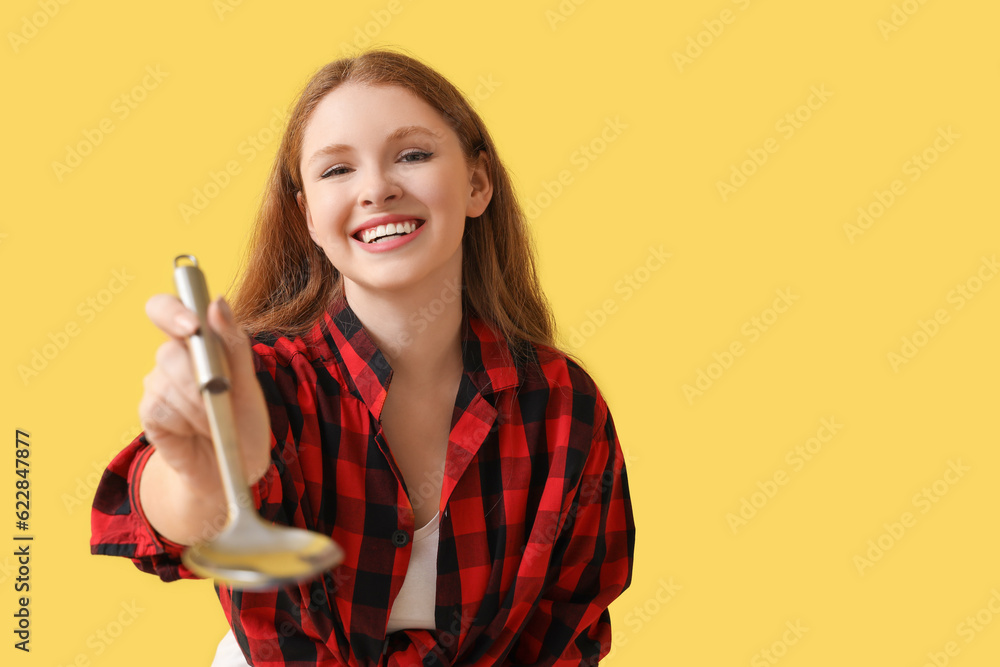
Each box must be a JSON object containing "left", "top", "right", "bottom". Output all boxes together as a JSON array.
[{"left": 91, "top": 49, "right": 635, "bottom": 666}]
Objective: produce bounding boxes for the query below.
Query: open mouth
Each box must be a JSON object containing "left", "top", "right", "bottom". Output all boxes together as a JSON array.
[{"left": 357, "top": 219, "right": 425, "bottom": 244}]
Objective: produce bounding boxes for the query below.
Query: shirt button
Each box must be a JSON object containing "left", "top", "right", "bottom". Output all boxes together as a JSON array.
[{"left": 391, "top": 529, "right": 410, "bottom": 547}]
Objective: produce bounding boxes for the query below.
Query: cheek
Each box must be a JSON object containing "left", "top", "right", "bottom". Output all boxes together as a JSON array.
[
  {"left": 414, "top": 166, "right": 470, "bottom": 213},
  {"left": 308, "top": 191, "right": 350, "bottom": 228}
]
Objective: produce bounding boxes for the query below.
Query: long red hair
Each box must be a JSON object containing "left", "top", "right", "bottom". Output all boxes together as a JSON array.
[{"left": 228, "top": 49, "right": 570, "bottom": 365}]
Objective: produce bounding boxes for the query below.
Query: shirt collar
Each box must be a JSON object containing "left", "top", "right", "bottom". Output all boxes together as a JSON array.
[{"left": 313, "top": 295, "right": 523, "bottom": 419}]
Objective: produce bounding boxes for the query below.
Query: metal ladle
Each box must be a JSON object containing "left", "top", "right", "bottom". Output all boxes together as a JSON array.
[{"left": 173, "top": 255, "right": 344, "bottom": 589}]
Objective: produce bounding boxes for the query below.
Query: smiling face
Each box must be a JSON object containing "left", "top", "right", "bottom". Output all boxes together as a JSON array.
[{"left": 296, "top": 83, "right": 492, "bottom": 300}]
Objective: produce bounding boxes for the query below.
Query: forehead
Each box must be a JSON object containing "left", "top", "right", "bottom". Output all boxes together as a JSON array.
[{"left": 302, "top": 83, "right": 454, "bottom": 148}]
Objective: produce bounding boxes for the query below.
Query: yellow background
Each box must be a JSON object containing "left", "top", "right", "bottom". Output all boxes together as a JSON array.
[{"left": 2, "top": 0, "right": 998, "bottom": 664}]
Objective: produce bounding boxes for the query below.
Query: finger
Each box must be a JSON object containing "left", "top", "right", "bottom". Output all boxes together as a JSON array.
[
  {"left": 153, "top": 340, "right": 212, "bottom": 433},
  {"left": 146, "top": 293, "right": 200, "bottom": 339},
  {"left": 139, "top": 387, "right": 189, "bottom": 442},
  {"left": 141, "top": 364, "right": 212, "bottom": 442},
  {"left": 138, "top": 386, "right": 220, "bottom": 488},
  {"left": 205, "top": 297, "right": 258, "bottom": 388}
]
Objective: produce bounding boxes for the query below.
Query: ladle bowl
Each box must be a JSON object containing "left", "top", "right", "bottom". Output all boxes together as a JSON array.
[{"left": 181, "top": 510, "right": 344, "bottom": 589}]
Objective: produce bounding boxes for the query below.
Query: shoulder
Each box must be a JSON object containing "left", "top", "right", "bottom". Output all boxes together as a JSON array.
[
  {"left": 521, "top": 341, "right": 611, "bottom": 434},
  {"left": 247, "top": 324, "right": 336, "bottom": 383},
  {"left": 250, "top": 330, "right": 307, "bottom": 363},
  {"left": 514, "top": 343, "right": 623, "bottom": 502}
]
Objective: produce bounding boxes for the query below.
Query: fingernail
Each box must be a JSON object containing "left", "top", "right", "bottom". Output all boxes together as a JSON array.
[
  {"left": 175, "top": 312, "right": 200, "bottom": 334},
  {"left": 217, "top": 296, "right": 234, "bottom": 324}
]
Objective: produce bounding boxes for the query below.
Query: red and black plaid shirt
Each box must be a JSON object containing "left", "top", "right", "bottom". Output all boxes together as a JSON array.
[{"left": 91, "top": 296, "right": 635, "bottom": 666}]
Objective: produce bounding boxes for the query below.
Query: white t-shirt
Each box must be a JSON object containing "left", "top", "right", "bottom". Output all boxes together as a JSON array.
[{"left": 386, "top": 511, "right": 440, "bottom": 633}]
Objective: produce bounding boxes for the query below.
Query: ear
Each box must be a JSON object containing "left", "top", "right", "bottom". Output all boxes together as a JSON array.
[
  {"left": 296, "top": 191, "right": 317, "bottom": 244},
  {"left": 465, "top": 151, "right": 493, "bottom": 219}
]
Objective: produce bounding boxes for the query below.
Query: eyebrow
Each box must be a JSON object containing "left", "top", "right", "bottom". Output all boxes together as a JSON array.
[{"left": 306, "top": 125, "right": 444, "bottom": 166}]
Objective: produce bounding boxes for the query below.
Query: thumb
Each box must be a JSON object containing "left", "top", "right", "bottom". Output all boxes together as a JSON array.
[{"left": 206, "top": 296, "right": 256, "bottom": 385}]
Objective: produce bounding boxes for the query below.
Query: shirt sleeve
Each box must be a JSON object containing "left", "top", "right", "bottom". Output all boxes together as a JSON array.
[
  {"left": 507, "top": 392, "right": 636, "bottom": 666},
  {"left": 90, "top": 346, "right": 279, "bottom": 582},
  {"left": 89, "top": 431, "right": 201, "bottom": 581}
]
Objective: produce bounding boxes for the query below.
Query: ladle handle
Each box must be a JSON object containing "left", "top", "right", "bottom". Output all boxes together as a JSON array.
[{"left": 173, "top": 255, "right": 255, "bottom": 517}]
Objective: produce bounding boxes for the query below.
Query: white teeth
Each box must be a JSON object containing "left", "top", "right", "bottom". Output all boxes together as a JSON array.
[{"left": 362, "top": 221, "right": 418, "bottom": 243}]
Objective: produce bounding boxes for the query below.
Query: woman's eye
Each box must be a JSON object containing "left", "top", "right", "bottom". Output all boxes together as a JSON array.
[
  {"left": 400, "top": 150, "right": 432, "bottom": 163},
  {"left": 320, "top": 165, "right": 350, "bottom": 178},
  {"left": 319, "top": 152, "right": 431, "bottom": 177}
]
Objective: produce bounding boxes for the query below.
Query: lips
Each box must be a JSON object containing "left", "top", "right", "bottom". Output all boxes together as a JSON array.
[
  {"left": 351, "top": 215, "right": 425, "bottom": 242},
  {"left": 361, "top": 220, "right": 425, "bottom": 244},
  {"left": 353, "top": 217, "right": 427, "bottom": 253}
]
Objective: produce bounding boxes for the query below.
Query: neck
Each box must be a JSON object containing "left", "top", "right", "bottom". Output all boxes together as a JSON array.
[{"left": 343, "top": 265, "right": 464, "bottom": 386}]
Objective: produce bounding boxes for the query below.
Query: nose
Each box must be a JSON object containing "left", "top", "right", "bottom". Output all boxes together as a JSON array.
[{"left": 358, "top": 165, "right": 402, "bottom": 207}]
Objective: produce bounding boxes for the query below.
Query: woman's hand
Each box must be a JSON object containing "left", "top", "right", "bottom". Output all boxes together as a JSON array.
[{"left": 137, "top": 293, "right": 271, "bottom": 545}]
